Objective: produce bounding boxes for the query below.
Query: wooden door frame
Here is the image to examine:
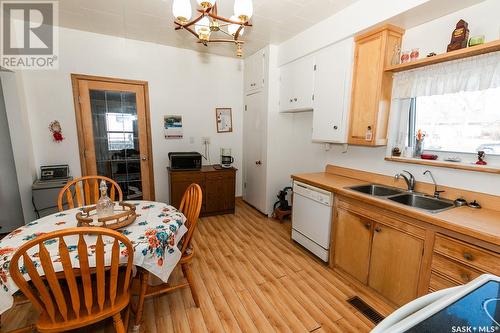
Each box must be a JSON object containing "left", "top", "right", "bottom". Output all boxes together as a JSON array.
[{"left": 70, "top": 73, "right": 155, "bottom": 200}]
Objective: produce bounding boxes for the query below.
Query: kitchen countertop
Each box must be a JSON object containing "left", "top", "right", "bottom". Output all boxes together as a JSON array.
[{"left": 292, "top": 172, "right": 500, "bottom": 246}]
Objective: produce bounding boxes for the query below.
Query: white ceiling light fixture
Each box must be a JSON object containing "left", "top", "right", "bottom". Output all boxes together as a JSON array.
[
  {"left": 195, "top": 16, "right": 211, "bottom": 42},
  {"left": 172, "top": 0, "right": 192, "bottom": 23},
  {"left": 173, "top": 0, "right": 253, "bottom": 57},
  {"left": 233, "top": 0, "right": 253, "bottom": 22}
]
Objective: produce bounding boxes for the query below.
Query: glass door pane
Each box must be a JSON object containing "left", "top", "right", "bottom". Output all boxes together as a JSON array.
[{"left": 89, "top": 90, "right": 143, "bottom": 200}]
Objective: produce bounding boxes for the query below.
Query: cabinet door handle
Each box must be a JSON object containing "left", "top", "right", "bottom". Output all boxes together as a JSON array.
[
  {"left": 375, "top": 226, "right": 382, "bottom": 233},
  {"left": 364, "top": 222, "right": 371, "bottom": 230},
  {"left": 463, "top": 252, "right": 474, "bottom": 261}
]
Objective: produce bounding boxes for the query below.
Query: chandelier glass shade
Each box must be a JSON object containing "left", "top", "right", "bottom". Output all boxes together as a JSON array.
[
  {"left": 172, "top": 0, "right": 253, "bottom": 57},
  {"left": 233, "top": 0, "right": 253, "bottom": 22},
  {"left": 172, "top": 0, "right": 192, "bottom": 22}
]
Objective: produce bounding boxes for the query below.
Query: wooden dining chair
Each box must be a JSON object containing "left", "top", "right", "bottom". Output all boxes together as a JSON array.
[
  {"left": 133, "top": 183, "right": 203, "bottom": 327},
  {"left": 9, "top": 227, "right": 134, "bottom": 333},
  {"left": 57, "top": 176, "right": 123, "bottom": 211}
]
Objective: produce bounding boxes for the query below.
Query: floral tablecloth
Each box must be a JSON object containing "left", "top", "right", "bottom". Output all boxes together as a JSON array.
[{"left": 0, "top": 201, "right": 187, "bottom": 315}]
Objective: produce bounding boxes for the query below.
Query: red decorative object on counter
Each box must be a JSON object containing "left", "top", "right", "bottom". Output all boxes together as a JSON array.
[
  {"left": 476, "top": 151, "right": 487, "bottom": 165},
  {"left": 421, "top": 154, "right": 438, "bottom": 160}
]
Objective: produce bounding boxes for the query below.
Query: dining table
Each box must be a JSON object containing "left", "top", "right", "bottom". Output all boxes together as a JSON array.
[{"left": 0, "top": 200, "right": 187, "bottom": 315}]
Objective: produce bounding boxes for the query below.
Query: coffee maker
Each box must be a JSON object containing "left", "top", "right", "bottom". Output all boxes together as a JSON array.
[{"left": 220, "top": 148, "right": 234, "bottom": 168}]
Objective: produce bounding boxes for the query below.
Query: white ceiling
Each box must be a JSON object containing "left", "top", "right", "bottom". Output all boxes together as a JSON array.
[{"left": 58, "top": 0, "right": 359, "bottom": 58}]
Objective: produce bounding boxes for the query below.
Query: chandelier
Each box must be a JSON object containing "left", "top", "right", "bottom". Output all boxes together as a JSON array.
[{"left": 172, "top": 0, "right": 253, "bottom": 57}]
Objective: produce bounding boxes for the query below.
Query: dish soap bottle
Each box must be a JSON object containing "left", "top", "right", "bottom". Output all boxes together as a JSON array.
[{"left": 96, "top": 180, "right": 114, "bottom": 218}]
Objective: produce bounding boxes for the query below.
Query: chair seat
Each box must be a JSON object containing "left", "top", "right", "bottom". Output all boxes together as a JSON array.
[{"left": 37, "top": 291, "right": 130, "bottom": 333}]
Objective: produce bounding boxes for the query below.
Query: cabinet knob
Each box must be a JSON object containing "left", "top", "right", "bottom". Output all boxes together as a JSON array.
[
  {"left": 333, "top": 125, "right": 338, "bottom": 130},
  {"left": 375, "top": 226, "right": 382, "bottom": 233},
  {"left": 460, "top": 273, "right": 471, "bottom": 282},
  {"left": 463, "top": 252, "right": 473, "bottom": 261},
  {"left": 255, "top": 160, "right": 262, "bottom": 165},
  {"left": 364, "top": 222, "right": 371, "bottom": 230}
]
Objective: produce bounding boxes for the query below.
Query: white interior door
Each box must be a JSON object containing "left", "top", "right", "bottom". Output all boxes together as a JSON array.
[{"left": 243, "top": 91, "right": 266, "bottom": 213}]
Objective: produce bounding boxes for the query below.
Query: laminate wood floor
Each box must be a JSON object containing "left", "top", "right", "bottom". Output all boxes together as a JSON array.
[{"left": 1, "top": 199, "right": 394, "bottom": 333}]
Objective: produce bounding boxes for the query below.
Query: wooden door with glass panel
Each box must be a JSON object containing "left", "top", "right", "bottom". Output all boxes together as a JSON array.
[{"left": 72, "top": 75, "right": 154, "bottom": 201}]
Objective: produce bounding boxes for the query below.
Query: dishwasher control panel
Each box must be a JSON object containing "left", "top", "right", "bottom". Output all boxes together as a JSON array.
[{"left": 293, "top": 181, "right": 333, "bottom": 206}]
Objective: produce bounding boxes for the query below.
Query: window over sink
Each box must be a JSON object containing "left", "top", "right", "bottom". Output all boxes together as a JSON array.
[
  {"left": 387, "top": 51, "right": 500, "bottom": 173},
  {"left": 407, "top": 87, "right": 500, "bottom": 155}
]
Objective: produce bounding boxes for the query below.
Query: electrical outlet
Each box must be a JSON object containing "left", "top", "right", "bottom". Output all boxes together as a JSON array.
[{"left": 202, "top": 137, "right": 211, "bottom": 145}]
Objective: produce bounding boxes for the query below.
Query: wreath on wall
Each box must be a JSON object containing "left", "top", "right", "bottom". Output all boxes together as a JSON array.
[{"left": 49, "top": 120, "right": 64, "bottom": 142}]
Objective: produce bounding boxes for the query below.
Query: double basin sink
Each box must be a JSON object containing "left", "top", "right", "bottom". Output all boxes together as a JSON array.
[{"left": 347, "top": 184, "right": 455, "bottom": 213}]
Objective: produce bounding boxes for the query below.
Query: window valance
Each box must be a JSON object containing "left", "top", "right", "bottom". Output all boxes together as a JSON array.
[{"left": 391, "top": 51, "right": 500, "bottom": 99}]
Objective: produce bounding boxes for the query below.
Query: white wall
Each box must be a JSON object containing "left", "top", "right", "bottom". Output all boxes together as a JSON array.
[
  {"left": 263, "top": 46, "right": 326, "bottom": 214},
  {"left": 18, "top": 27, "right": 244, "bottom": 205},
  {"left": 278, "top": 0, "right": 486, "bottom": 66},
  {"left": 0, "top": 74, "right": 26, "bottom": 231},
  {"left": 401, "top": 0, "right": 500, "bottom": 56},
  {"left": 278, "top": 0, "right": 432, "bottom": 66},
  {"left": 0, "top": 72, "right": 37, "bottom": 223},
  {"left": 324, "top": 0, "right": 500, "bottom": 196}
]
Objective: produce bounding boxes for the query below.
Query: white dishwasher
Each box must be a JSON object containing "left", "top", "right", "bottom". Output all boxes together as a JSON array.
[{"left": 291, "top": 181, "right": 334, "bottom": 262}]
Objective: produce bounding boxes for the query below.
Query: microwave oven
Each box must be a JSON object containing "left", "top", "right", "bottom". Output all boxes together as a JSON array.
[{"left": 168, "top": 152, "right": 202, "bottom": 170}]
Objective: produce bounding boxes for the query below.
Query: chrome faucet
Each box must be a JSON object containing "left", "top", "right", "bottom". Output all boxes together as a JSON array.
[
  {"left": 395, "top": 170, "right": 416, "bottom": 192},
  {"left": 424, "top": 170, "right": 445, "bottom": 199}
]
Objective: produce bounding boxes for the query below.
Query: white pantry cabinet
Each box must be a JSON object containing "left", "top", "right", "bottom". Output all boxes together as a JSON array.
[
  {"left": 244, "top": 49, "right": 265, "bottom": 94},
  {"left": 279, "top": 55, "right": 315, "bottom": 112},
  {"left": 312, "top": 38, "right": 354, "bottom": 143}
]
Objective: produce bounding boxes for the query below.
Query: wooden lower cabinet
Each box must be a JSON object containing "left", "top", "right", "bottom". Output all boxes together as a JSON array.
[
  {"left": 428, "top": 234, "right": 500, "bottom": 292},
  {"left": 368, "top": 222, "right": 423, "bottom": 306},
  {"left": 333, "top": 208, "right": 372, "bottom": 283},
  {"left": 168, "top": 166, "right": 236, "bottom": 217},
  {"left": 332, "top": 200, "right": 425, "bottom": 306},
  {"left": 332, "top": 198, "right": 500, "bottom": 307}
]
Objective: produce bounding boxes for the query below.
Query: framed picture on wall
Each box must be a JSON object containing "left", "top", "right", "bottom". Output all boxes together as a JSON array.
[
  {"left": 164, "top": 115, "right": 183, "bottom": 139},
  {"left": 216, "top": 108, "right": 233, "bottom": 133}
]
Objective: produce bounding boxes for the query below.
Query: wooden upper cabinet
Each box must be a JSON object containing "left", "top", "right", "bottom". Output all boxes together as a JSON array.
[
  {"left": 333, "top": 208, "right": 372, "bottom": 283},
  {"left": 348, "top": 24, "right": 404, "bottom": 146},
  {"left": 368, "top": 222, "right": 424, "bottom": 306}
]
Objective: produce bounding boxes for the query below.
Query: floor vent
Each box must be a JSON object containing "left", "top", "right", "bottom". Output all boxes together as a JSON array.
[{"left": 347, "top": 296, "right": 385, "bottom": 324}]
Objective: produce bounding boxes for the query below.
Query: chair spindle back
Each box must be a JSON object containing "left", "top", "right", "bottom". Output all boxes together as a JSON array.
[
  {"left": 9, "top": 227, "right": 134, "bottom": 323},
  {"left": 58, "top": 176, "right": 123, "bottom": 211},
  {"left": 178, "top": 183, "right": 203, "bottom": 255}
]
